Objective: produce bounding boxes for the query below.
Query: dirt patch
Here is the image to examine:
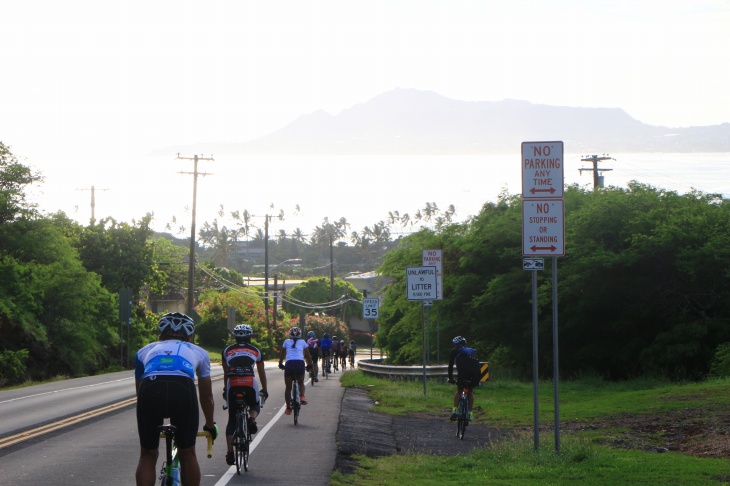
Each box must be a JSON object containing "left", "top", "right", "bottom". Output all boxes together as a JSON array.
[{"left": 336, "top": 387, "right": 730, "bottom": 475}]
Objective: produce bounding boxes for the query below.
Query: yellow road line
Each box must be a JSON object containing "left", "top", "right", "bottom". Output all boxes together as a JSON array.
[{"left": 0, "top": 397, "right": 137, "bottom": 449}]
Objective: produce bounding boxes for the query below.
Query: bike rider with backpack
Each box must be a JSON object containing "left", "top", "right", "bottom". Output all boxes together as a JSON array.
[
  {"left": 447, "top": 336, "right": 481, "bottom": 421},
  {"left": 320, "top": 333, "right": 332, "bottom": 375}
]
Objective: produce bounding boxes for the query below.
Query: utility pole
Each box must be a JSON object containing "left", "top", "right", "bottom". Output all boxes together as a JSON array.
[
  {"left": 76, "top": 185, "right": 109, "bottom": 223},
  {"left": 177, "top": 154, "right": 214, "bottom": 314},
  {"left": 579, "top": 154, "right": 614, "bottom": 189},
  {"left": 264, "top": 215, "right": 271, "bottom": 325}
]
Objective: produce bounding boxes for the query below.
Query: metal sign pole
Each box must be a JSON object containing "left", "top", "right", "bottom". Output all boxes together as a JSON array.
[
  {"left": 421, "top": 301, "right": 427, "bottom": 395},
  {"left": 553, "top": 256, "right": 561, "bottom": 452},
  {"left": 532, "top": 269, "right": 540, "bottom": 452}
]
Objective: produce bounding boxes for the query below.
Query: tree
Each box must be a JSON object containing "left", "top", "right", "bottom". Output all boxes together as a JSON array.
[
  {"left": 283, "top": 277, "right": 363, "bottom": 323},
  {"left": 0, "top": 142, "right": 42, "bottom": 223}
]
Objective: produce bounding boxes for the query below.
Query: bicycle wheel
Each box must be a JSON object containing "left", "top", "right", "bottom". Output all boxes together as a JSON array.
[
  {"left": 242, "top": 411, "right": 250, "bottom": 472},
  {"left": 234, "top": 411, "right": 245, "bottom": 474},
  {"left": 310, "top": 366, "right": 316, "bottom": 386},
  {"left": 457, "top": 396, "right": 468, "bottom": 440},
  {"left": 323, "top": 357, "right": 329, "bottom": 380},
  {"left": 291, "top": 382, "right": 300, "bottom": 425}
]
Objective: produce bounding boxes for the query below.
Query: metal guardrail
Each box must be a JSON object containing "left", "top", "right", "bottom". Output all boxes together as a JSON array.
[{"left": 357, "top": 358, "right": 448, "bottom": 378}]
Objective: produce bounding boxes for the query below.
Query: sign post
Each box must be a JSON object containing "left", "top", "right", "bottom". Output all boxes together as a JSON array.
[
  {"left": 522, "top": 141, "right": 564, "bottom": 452},
  {"left": 422, "top": 250, "right": 443, "bottom": 362},
  {"left": 406, "top": 266, "right": 438, "bottom": 395}
]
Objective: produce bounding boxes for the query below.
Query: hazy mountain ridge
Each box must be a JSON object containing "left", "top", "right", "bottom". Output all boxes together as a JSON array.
[{"left": 160, "top": 88, "right": 730, "bottom": 155}]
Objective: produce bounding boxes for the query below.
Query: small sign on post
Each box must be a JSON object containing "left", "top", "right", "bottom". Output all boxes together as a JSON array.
[{"left": 362, "top": 298, "right": 380, "bottom": 319}]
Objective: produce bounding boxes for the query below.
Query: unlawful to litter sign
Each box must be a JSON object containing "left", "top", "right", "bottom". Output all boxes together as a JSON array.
[
  {"left": 406, "top": 266, "right": 438, "bottom": 301},
  {"left": 522, "top": 199, "right": 565, "bottom": 256}
]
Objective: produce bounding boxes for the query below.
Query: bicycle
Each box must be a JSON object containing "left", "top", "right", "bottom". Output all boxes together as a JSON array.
[
  {"left": 332, "top": 352, "right": 339, "bottom": 373},
  {"left": 309, "top": 361, "right": 317, "bottom": 386},
  {"left": 340, "top": 352, "right": 347, "bottom": 370},
  {"left": 348, "top": 351, "right": 355, "bottom": 369},
  {"left": 224, "top": 390, "right": 266, "bottom": 475},
  {"left": 455, "top": 384, "right": 473, "bottom": 440},
  {"left": 322, "top": 353, "right": 330, "bottom": 380},
  {"left": 158, "top": 425, "right": 214, "bottom": 485}
]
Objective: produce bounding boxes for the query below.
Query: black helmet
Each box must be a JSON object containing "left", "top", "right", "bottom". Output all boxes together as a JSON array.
[
  {"left": 452, "top": 336, "right": 467, "bottom": 346},
  {"left": 158, "top": 312, "right": 195, "bottom": 337},
  {"left": 323, "top": 333, "right": 330, "bottom": 339}
]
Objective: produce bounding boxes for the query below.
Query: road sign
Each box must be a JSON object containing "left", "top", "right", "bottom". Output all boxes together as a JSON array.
[
  {"left": 480, "top": 362, "right": 490, "bottom": 382},
  {"left": 422, "top": 249, "right": 443, "bottom": 300},
  {"left": 406, "top": 266, "right": 438, "bottom": 301},
  {"left": 362, "top": 298, "right": 380, "bottom": 319},
  {"left": 522, "top": 141, "right": 564, "bottom": 199},
  {"left": 523, "top": 258, "right": 544, "bottom": 270},
  {"left": 522, "top": 199, "right": 565, "bottom": 256}
]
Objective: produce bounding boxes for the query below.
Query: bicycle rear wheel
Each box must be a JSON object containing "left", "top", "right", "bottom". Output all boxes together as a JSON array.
[
  {"left": 456, "top": 397, "right": 468, "bottom": 440},
  {"left": 292, "top": 382, "right": 300, "bottom": 425},
  {"left": 234, "top": 410, "right": 249, "bottom": 474}
]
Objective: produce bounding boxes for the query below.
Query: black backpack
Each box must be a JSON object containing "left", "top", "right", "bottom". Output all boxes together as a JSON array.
[{"left": 455, "top": 347, "right": 480, "bottom": 376}]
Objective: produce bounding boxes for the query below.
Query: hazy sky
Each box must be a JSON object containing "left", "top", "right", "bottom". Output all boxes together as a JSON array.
[{"left": 2, "top": 1, "right": 729, "bottom": 234}]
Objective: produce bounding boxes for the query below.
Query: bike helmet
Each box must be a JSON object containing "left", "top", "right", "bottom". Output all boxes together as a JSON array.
[
  {"left": 158, "top": 312, "right": 195, "bottom": 337},
  {"left": 307, "top": 331, "right": 316, "bottom": 338},
  {"left": 233, "top": 324, "right": 253, "bottom": 338},
  {"left": 339, "top": 340, "right": 345, "bottom": 345},
  {"left": 350, "top": 340, "right": 355, "bottom": 344},
  {"left": 452, "top": 336, "right": 467, "bottom": 346},
  {"left": 289, "top": 327, "right": 302, "bottom": 338},
  {"left": 323, "top": 333, "right": 330, "bottom": 339},
  {"left": 332, "top": 336, "right": 337, "bottom": 340}
]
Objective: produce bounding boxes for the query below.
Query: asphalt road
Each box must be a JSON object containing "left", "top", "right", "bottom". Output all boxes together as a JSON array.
[{"left": 0, "top": 362, "right": 346, "bottom": 485}]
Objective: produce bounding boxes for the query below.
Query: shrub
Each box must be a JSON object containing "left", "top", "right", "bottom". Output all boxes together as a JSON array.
[
  {"left": 0, "top": 349, "right": 29, "bottom": 386},
  {"left": 709, "top": 342, "right": 730, "bottom": 377}
]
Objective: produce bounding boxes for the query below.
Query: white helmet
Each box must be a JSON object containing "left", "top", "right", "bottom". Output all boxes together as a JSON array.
[
  {"left": 233, "top": 324, "right": 253, "bottom": 338},
  {"left": 158, "top": 312, "right": 195, "bottom": 337}
]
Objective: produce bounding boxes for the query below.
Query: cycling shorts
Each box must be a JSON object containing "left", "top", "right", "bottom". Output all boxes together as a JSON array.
[
  {"left": 320, "top": 349, "right": 331, "bottom": 358},
  {"left": 136, "top": 375, "right": 199, "bottom": 450},
  {"left": 309, "top": 348, "right": 320, "bottom": 361},
  {"left": 457, "top": 373, "right": 480, "bottom": 389},
  {"left": 284, "top": 360, "right": 306, "bottom": 378}
]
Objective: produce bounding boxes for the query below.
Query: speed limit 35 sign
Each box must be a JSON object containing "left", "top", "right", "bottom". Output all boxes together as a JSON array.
[{"left": 362, "top": 298, "right": 379, "bottom": 319}]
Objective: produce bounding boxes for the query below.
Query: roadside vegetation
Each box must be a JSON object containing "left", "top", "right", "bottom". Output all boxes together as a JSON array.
[{"left": 333, "top": 372, "right": 730, "bottom": 485}]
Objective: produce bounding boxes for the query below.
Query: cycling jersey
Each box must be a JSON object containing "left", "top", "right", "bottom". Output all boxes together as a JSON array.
[
  {"left": 282, "top": 338, "right": 308, "bottom": 361},
  {"left": 306, "top": 337, "right": 319, "bottom": 349},
  {"left": 135, "top": 339, "right": 211, "bottom": 381},
  {"left": 320, "top": 337, "right": 332, "bottom": 350}
]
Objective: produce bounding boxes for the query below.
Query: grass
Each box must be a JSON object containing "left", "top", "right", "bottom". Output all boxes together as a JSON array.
[{"left": 333, "top": 373, "right": 730, "bottom": 485}]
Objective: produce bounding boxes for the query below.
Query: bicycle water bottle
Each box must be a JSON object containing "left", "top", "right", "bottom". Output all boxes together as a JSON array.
[{"left": 172, "top": 466, "right": 181, "bottom": 485}]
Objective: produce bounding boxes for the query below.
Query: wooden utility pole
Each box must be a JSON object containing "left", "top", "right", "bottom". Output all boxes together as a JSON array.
[
  {"left": 579, "top": 154, "right": 614, "bottom": 189},
  {"left": 177, "top": 154, "right": 214, "bottom": 314},
  {"left": 76, "top": 185, "right": 109, "bottom": 223}
]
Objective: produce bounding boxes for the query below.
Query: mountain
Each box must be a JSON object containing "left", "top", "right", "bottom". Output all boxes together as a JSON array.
[{"left": 167, "top": 88, "right": 730, "bottom": 154}]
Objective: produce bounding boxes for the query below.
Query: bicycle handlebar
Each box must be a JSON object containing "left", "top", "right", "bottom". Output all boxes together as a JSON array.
[{"left": 158, "top": 430, "right": 214, "bottom": 458}]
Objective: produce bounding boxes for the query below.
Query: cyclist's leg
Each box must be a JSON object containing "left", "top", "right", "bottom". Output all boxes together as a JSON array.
[
  {"left": 135, "top": 376, "right": 168, "bottom": 484},
  {"left": 177, "top": 447, "right": 201, "bottom": 485},
  {"left": 284, "top": 374, "right": 293, "bottom": 410},
  {"left": 298, "top": 372, "right": 307, "bottom": 404}
]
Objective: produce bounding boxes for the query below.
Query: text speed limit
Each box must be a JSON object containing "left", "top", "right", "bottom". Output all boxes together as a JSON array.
[{"left": 362, "top": 298, "right": 379, "bottom": 319}]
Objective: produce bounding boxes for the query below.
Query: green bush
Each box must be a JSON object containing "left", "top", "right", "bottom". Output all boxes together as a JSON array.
[
  {"left": 709, "top": 342, "right": 730, "bottom": 377},
  {"left": 0, "top": 349, "right": 29, "bottom": 386}
]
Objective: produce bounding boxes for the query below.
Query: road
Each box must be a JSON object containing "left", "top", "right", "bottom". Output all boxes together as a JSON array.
[{"left": 0, "top": 362, "right": 347, "bottom": 485}]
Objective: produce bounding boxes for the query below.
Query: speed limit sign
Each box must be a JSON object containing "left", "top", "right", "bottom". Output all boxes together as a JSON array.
[{"left": 362, "top": 298, "right": 379, "bottom": 319}]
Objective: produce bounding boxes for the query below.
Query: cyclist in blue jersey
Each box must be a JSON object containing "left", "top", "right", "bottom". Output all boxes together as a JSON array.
[
  {"left": 319, "top": 333, "right": 333, "bottom": 375},
  {"left": 135, "top": 312, "right": 218, "bottom": 486}
]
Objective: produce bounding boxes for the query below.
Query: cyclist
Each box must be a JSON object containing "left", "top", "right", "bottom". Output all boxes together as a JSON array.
[
  {"left": 306, "top": 331, "right": 320, "bottom": 382},
  {"left": 320, "top": 333, "right": 332, "bottom": 375},
  {"left": 134, "top": 312, "right": 218, "bottom": 486},
  {"left": 339, "top": 339, "right": 347, "bottom": 369},
  {"left": 348, "top": 339, "right": 357, "bottom": 367},
  {"left": 331, "top": 336, "right": 340, "bottom": 371},
  {"left": 278, "top": 327, "right": 313, "bottom": 415},
  {"left": 221, "top": 324, "right": 269, "bottom": 466},
  {"left": 447, "top": 336, "right": 480, "bottom": 421}
]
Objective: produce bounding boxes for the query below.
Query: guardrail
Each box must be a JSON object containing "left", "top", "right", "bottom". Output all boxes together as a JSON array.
[{"left": 357, "top": 358, "right": 448, "bottom": 379}]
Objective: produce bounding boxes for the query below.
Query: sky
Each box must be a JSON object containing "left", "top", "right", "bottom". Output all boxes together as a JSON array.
[{"left": 2, "top": 1, "right": 730, "bottom": 236}]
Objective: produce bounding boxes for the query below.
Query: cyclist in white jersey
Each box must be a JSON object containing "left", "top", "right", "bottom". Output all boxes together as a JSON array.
[
  {"left": 134, "top": 312, "right": 217, "bottom": 486},
  {"left": 278, "top": 327, "right": 313, "bottom": 415}
]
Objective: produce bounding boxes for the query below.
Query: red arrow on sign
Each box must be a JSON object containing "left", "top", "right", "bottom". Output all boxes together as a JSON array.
[
  {"left": 530, "top": 245, "right": 557, "bottom": 252},
  {"left": 530, "top": 187, "right": 557, "bottom": 194}
]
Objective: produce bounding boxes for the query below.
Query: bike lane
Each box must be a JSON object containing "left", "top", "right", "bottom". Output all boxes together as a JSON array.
[{"left": 213, "top": 369, "right": 345, "bottom": 486}]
